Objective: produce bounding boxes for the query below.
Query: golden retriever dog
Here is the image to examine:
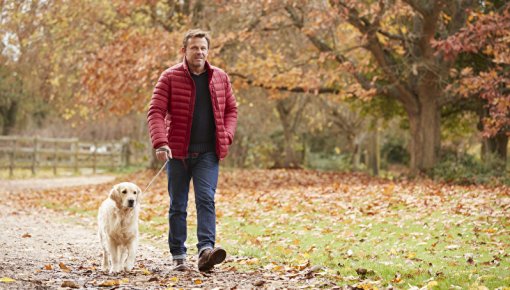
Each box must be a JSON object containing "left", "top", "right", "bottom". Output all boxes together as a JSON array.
[{"left": 98, "top": 182, "right": 142, "bottom": 274}]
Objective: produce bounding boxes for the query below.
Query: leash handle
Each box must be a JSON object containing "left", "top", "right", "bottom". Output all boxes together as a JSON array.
[{"left": 143, "top": 159, "right": 168, "bottom": 194}]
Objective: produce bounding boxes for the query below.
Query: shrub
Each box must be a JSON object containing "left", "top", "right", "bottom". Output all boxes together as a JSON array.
[{"left": 431, "top": 152, "right": 509, "bottom": 185}]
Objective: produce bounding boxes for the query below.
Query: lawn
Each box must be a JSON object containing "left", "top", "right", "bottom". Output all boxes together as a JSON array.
[{"left": 11, "top": 168, "right": 510, "bottom": 289}]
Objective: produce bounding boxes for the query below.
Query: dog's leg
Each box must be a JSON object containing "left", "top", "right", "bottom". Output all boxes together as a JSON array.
[
  {"left": 101, "top": 249, "right": 110, "bottom": 271},
  {"left": 125, "top": 239, "right": 138, "bottom": 271},
  {"left": 99, "top": 231, "right": 110, "bottom": 272},
  {"left": 109, "top": 242, "right": 122, "bottom": 274}
]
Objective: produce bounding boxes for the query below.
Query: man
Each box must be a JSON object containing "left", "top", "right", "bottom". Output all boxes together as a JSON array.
[{"left": 147, "top": 29, "right": 237, "bottom": 272}]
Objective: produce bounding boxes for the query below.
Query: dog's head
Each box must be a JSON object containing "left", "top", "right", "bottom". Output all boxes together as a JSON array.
[{"left": 109, "top": 182, "right": 142, "bottom": 209}]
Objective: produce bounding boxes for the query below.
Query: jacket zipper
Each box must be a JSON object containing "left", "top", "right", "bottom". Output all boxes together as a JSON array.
[
  {"left": 208, "top": 73, "right": 222, "bottom": 159},
  {"left": 184, "top": 69, "right": 196, "bottom": 155}
]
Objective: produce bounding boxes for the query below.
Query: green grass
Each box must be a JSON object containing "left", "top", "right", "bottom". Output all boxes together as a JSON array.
[
  {"left": 43, "top": 196, "right": 509, "bottom": 289},
  {"left": 31, "top": 169, "right": 509, "bottom": 289},
  {"left": 215, "top": 200, "right": 509, "bottom": 289}
]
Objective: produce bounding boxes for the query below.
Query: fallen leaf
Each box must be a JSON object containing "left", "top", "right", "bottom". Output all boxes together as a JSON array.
[
  {"left": 253, "top": 280, "right": 265, "bottom": 286},
  {"left": 98, "top": 280, "right": 121, "bottom": 287},
  {"left": 22, "top": 233, "right": 31, "bottom": 238},
  {"left": 356, "top": 268, "right": 368, "bottom": 276},
  {"left": 44, "top": 264, "right": 53, "bottom": 270},
  {"left": 59, "top": 262, "right": 71, "bottom": 272},
  {"left": 0, "top": 277, "right": 15, "bottom": 283},
  {"left": 246, "top": 258, "right": 259, "bottom": 265},
  {"left": 427, "top": 280, "right": 438, "bottom": 288},
  {"left": 391, "top": 272, "right": 402, "bottom": 283},
  {"left": 194, "top": 279, "right": 203, "bottom": 285},
  {"left": 61, "top": 280, "right": 79, "bottom": 288},
  {"left": 304, "top": 265, "right": 322, "bottom": 278}
]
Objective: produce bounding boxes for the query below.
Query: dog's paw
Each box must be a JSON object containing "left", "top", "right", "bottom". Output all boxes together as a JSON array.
[
  {"left": 124, "top": 264, "right": 134, "bottom": 272},
  {"left": 109, "top": 266, "right": 122, "bottom": 274}
]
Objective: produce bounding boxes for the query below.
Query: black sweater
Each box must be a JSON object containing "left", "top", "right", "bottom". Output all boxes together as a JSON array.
[{"left": 188, "top": 71, "right": 216, "bottom": 153}]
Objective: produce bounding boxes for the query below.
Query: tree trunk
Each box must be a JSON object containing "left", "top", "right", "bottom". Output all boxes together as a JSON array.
[
  {"left": 366, "top": 120, "right": 380, "bottom": 176},
  {"left": 274, "top": 107, "right": 301, "bottom": 168},
  {"left": 482, "top": 131, "right": 508, "bottom": 163},
  {"left": 282, "top": 125, "right": 300, "bottom": 168},
  {"left": 147, "top": 139, "right": 160, "bottom": 169},
  {"left": 273, "top": 97, "right": 307, "bottom": 169},
  {"left": 1, "top": 101, "right": 18, "bottom": 135},
  {"left": 407, "top": 96, "right": 441, "bottom": 174},
  {"left": 478, "top": 106, "right": 508, "bottom": 164}
]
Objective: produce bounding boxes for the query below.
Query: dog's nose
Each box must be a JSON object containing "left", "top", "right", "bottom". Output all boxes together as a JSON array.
[{"left": 128, "top": 199, "right": 135, "bottom": 207}]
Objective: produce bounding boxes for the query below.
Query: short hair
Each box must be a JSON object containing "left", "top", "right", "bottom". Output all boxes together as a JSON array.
[{"left": 182, "top": 29, "right": 210, "bottom": 49}]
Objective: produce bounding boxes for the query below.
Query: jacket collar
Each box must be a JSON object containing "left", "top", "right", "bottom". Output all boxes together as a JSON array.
[{"left": 182, "top": 57, "right": 213, "bottom": 76}]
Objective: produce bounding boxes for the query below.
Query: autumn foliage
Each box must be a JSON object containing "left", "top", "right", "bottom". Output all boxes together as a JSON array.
[
  {"left": 3, "top": 169, "right": 509, "bottom": 288},
  {"left": 433, "top": 5, "right": 510, "bottom": 137},
  {"left": 1, "top": 0, "right": 509, "bottom": 173}
]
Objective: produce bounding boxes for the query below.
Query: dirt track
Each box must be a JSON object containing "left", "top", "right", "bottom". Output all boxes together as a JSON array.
[{"left": 0, "top": 176, "right": 332, "bottom": 289}]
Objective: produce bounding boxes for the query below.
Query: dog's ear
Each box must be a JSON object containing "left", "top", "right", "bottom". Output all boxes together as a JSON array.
[
  {"left": 109, "top": 185, "right": 123, "bottom": 208},
  {"left": 135, "top": 185, "right": 143, "bottom": 203}
]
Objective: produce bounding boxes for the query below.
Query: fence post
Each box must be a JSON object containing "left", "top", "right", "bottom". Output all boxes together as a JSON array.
[
  {"left": 9, "top": 138, "right": 17, "bottom": 178},
  {"left": 72, "top": 139, "right": 79, "bottom": 174},
  {"left": 32, "top": 136, "right": 38, "bottom": 176}
]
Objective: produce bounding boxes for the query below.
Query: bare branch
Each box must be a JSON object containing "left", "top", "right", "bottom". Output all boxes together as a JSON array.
[
  {"left": 377, "top": 29, "right": 406, "bottom": 42},
  {"left": 285, "top": 5, "right": 375, "bottom": 92},
  {"left": 230, "top": 72, "right": 341, "bottom": 95}
]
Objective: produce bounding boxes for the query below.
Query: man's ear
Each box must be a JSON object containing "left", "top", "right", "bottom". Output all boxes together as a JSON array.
[
  {"left": 180, "top": 47, "right": 186, "bottom": 54},
  {"left": 109, "top": 185, "right": 122, "bottom": 208}
]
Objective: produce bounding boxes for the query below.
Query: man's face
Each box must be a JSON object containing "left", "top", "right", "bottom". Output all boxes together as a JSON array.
[{"left": 183, "top": 37, "right": 208, "bottom": 71}]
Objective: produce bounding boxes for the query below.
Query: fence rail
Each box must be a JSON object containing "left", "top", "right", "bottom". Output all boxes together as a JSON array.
[{"left": 0, "top": 136, "right": 133, "bottom": 177}]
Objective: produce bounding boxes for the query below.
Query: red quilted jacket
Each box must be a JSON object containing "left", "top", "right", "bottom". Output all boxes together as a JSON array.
[{"left": 147, "top": 59, "right": 237, "bottom": 160}]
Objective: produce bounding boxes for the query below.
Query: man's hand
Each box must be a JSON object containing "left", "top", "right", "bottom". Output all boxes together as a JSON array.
[{"left": 156, "top": 145, "right": 172, "bottom": 161}]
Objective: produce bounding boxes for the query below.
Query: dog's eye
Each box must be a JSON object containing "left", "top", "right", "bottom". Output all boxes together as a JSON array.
[
  {"left": 122, "top": 189, "right": 127, "bottom": 194},
  {"left": 133, "top": 191, "right": 137, "bottom": 195}
]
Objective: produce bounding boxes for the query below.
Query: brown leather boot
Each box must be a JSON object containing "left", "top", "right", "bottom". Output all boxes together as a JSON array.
[
  {"left": 197, "top": 247, "right": 226, "bottom": 272},
  {"left": 173, "top": 259, "right": 188, "bottom": 271}
]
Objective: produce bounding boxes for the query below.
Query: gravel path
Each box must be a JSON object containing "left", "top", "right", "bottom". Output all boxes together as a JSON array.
[
  {"left": 0, "top": 176, "right": 331, "bottom": 289},
  {"left": 0, "top": 175, "right": 116, "bottom": 192}
]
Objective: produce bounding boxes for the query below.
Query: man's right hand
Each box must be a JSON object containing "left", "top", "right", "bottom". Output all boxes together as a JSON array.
[{"left": 156, "top": 145, "right": 172, "bottom": 161}]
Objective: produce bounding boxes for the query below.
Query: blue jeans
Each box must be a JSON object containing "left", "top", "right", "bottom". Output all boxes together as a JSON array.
[{"left": 166, "top": 152, "right": 219, "bottom": 260}]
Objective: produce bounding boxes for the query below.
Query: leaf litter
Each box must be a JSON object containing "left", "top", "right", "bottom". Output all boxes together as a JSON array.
[{"left": 0, "top": 169, "right": 508, "bottom": 289}]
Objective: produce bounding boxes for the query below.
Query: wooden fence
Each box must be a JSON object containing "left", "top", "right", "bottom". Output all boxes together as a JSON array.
[{"left": 0, "top": 136, "right": 135, "bottom": 177}]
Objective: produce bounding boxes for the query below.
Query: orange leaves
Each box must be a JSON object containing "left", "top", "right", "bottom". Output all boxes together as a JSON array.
[
  {"left": 80, "top": 28, "right": 182, "bottom": 117},
  {"left": 98, "top": 279, "right": 121, "bottom": 287},
  {"left": 59, "top": 262, "right": 71, "bottom": 273}
]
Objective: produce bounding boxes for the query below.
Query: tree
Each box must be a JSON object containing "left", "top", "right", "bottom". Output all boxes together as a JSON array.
[
  {"left": 0, "top": 65, "right": 21, "bottom": 135},
  {"left": 433, "top": 2, "right": 509, "bottom": 162},
  {"left": 288, "top": 0, "right": 481, "bottom": 173},
  {"left": 216, "top": 0, "right": 493, "bottom": 173}
]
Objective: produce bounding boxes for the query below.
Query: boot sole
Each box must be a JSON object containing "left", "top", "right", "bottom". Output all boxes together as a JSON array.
[
  {"left": 174, "top": 264, "right": 189, "bottom": 271},
  {"left": 198, "top": 248, "right": 226, "bottom": 272}
]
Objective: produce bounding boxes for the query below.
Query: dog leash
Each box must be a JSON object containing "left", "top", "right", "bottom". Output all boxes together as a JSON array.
[{"left": 143, "top": 159, "right": 168, "bottom": 194}]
